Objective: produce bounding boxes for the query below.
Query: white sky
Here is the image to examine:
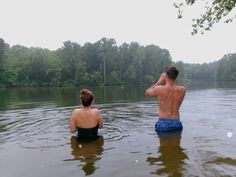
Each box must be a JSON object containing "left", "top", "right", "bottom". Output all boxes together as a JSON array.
[{"left": 1, "top": 0, "right": 236, "bottom": 63}]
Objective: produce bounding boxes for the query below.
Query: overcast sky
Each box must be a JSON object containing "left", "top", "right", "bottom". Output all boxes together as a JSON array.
[{"left": 1, "top": 0, "right": 236, "bottom": 63}]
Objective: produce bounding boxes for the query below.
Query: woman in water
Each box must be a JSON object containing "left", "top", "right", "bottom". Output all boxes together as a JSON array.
[{"left": 70, "top": 89, "right": 103, "bottom": 138}]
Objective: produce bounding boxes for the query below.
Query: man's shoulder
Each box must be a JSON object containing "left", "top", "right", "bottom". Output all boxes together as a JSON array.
[
  {"left": 156, "top": 85, "right": 166, "bottom": 92},
  {"left": 176, "top": 85, "right": 186, "bottom": 93},
  {"left": 176, "top": 85, "right": 186, "bottom": 89},
  {"left": 156, "top": 85, "right": 166, "bottom": 89}
]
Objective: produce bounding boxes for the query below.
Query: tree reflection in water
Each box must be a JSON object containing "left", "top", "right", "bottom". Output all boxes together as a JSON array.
[
  {"left": 70, "top": 136, "right": 104, "bottom": 176},
  {"left": 147, "top": 130, "right": 188, "bottom": 176}
]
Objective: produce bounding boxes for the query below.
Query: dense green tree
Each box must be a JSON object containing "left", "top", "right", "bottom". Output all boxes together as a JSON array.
[
  {"left": 119, "top": 42, "right": 145, "bottom": 84},
  {"left": 173, "top": 61, "right": 188, "bottom": 83},
  {"left": 143, "top": 45, "right": 172, "bottom": 83},
  {"left": 118, "top": 43, "right": 131, "bottom": 83},
  {"left": 217, "top": 54, "right": 236, "bottom": 80},
  {"left": 0, "top": 37, "right": 236, "bottom": 87},
  {"left": 57, "top": 41, "right": 83, "bottom": 85},
  {"left": 27, "top": 48, "right": 62, "bottom": 86},
  {"left": 183, "top": 61, "right": 218, "bottom": 82},
  {"left": 42, "top": 50, "right": 62, "bottom": 86},
  {"left": 97, "top": 38, "right": 119, "bottom": 85},
  {"left": 0, "top": 38, "right": 10, "bottom": 86},
  {"left": 106, "top": 71, "right": 122, "bottom": 85},
  {"left": 8, "top": 45, "right": 32, "bottom": 86},
  {"left": 81, "top": 42, "right": 101, "bottom": 73}
]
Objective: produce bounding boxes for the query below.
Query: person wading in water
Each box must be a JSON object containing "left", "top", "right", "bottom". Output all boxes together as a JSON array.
[{"left": 145, "top": 66, "right": 186, "bottom": 132}]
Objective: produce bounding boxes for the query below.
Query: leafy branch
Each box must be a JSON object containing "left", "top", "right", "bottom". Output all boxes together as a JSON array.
[{"left": 174, "top": 0, "right": 236, "bottom": 34}]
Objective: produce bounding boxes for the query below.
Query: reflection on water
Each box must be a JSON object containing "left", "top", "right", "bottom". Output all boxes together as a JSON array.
[
  {"left": 0, "top": 86, "right": 146, "bottom": 111},
  {"left": 70, "top": 136, "right": 104, "bottom": 176},
  {"left": 0, "top": 83, "right": 236, "bottom": 177},
  {"left": 207, "top": 157, "right": 236, "bottom": 166},
  {"left": 147, "top": 130, "right": 188, "bottom": 176}
]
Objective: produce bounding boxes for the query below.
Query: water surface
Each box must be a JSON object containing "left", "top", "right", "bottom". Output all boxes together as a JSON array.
[{"left": 0, "top": 83, "right": 236, "bottom": 177}]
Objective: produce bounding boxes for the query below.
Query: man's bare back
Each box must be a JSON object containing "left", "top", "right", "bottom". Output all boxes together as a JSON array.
[
  {"left": 156, "top": 85, "right": 186, "bottom": 119},
  {"left": 145, "top": 68, "right": 186, "bottom": 120}
]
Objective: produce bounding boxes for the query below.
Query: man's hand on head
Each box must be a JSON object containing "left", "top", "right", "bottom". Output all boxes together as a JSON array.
[{"left": 157, "top": 73, "right": 167, "bottom": 85}]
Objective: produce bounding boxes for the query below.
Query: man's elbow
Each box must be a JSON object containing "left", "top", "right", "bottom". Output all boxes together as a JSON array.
[{"left": 145, "top": 90, "right": 151, "bottom": 97}]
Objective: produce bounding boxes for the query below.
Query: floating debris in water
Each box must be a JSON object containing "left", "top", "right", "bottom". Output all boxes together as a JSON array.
[
  {"left": 79, "top": 144, "right": 82, "bottom": 148},
  {"left": 227, "top": 131, "right": 233, "bottom": 138},
  {"left": 135, "top": 159, "right": 139, "bottom": 163}
]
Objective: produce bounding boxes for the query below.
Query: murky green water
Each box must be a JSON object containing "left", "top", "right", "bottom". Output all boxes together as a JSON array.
[{"left": 0, "top": 83, "right": 236, "bottom": 177}]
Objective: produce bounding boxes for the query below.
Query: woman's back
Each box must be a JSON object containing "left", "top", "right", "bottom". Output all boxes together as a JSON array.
[
  {"left": 74, "top": 108, "right": 100, "bottom": 128},
  {"left": 70, "top": 89, "right": 103, "bottom": 137}
]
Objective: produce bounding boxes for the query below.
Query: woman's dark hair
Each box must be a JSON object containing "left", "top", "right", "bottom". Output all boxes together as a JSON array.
[
  {"left": 165, "top": 66, "right": 179, "bottom": 81},
  {"left": 80, "top": 89, "right": 94, "bottom": 107}
]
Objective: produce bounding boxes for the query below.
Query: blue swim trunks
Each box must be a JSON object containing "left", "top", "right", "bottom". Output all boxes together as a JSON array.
[{"left": 155, "top": 119, "right": 183, "bottom": 132}]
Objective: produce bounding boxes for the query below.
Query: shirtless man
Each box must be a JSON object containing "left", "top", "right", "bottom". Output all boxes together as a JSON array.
[{"left": 145, "top": 66, "right": 186, "bottom": 132}]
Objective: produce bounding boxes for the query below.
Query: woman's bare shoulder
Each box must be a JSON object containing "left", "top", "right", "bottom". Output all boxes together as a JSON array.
[
  {"left": 92, "top": 108, "right": 100, "bottom": 113},
  {"left": 72, "top": 108, "right": 82, "bottom": 114}
]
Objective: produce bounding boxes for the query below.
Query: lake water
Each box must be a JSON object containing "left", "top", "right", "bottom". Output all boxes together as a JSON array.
[{"left": 0, "top": 82, "right": 236, "bottom": 177}]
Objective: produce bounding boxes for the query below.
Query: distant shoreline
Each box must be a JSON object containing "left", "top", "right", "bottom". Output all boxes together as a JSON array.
[{"left": 0, "top": 38, "right": 236, "bottom": 88}]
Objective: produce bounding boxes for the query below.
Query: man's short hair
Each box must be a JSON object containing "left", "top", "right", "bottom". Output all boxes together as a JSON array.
[{"left": 165, "top": 66, "right": 179, "bottom": 81}]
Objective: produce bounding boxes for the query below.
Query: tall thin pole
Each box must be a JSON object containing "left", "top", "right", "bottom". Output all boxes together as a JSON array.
[{"left": 103, "top": 57, "right": 106, "bottom": 86}]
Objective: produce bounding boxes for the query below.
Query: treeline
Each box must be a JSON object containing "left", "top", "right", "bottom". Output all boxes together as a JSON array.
[
  {"left": 0, "top": 38, "right": 171, "bottom": 87},
  {"left": 178, "top": 53, "right": 236, "bottom": 82},
  {"left": 0, "top": 38, "right": 236, "bottom": 87}
]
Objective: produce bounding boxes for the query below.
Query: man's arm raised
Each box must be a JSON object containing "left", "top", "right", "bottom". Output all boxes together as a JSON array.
[{"left": 145, "top": 73, "right": 166, "bottom": 97}]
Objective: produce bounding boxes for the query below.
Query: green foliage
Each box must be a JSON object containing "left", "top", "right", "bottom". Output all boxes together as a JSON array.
[
  {"left": 0, "top": 38, "right": 10, "bottom": 86},
  {"left": 174, "top": 61, "right": 189, "bottom": 83},
  {"left": 144, "top": 75, "right": 155, "bottom": 85},
  {"left": 107, "top": 71, "right": 122, "bottom": 85},
  {"left": 57, "top": 41, "right": 82, "bottom": 84},
  {"left": 79, "top": 72, "right": 103, "bottom": 86},
  {"left": 217, "top": 54, "right": 236, "bottom": 81},
  {"left": 175, "top": 0, "right": 236, "bottom": 34},
  {"left": 1, "top": 37, "right": 236, "bottom": 87}
]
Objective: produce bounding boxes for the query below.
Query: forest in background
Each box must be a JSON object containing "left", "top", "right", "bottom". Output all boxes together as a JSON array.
[{"left": 0, "top": 37, "right": 236, "bottom": 87}]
